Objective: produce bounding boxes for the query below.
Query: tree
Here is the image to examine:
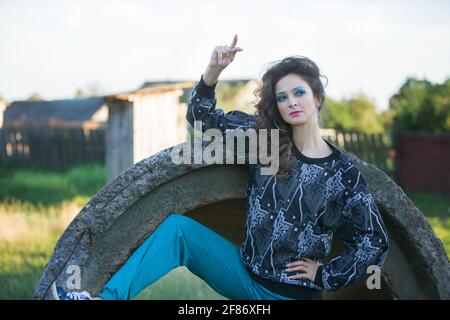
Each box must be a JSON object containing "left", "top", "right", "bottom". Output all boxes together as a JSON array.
[
  {"left": 388, "top": 77, "right": 450, "bottom": 133},
  {"left": 347, "top": 93, "right": 384, "bottom": 134},
  {"left": 320, "top": 93, "right": 384, "bottom": 134},
  {"left": 27, "top": 92, "right": 44, "bottom": 101},
  {"left": 74, "top": 88, "right": 85, "bottom": 98},
  {"left": 320, "top": 97, "right": 354, "bottom": 131}
]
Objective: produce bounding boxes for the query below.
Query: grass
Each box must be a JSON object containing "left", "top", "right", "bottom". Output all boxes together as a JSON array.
[
  {"left": 0, "top": 163, "right": 225, "bottom": 300},
  {"left": 0, "top": 164, "right": 448, "bottom": 299},
  {"left": 407, "top": 192, "right": 450, "bottom": 254},
  {"left": 0, "top": 162, "right": 105, "bottom": 206},
  {"left": 0, "top": 200, "right": 80, "bottom": 299}
]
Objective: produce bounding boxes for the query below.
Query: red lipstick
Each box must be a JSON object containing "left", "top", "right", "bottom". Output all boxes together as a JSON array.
[{"left": 289, "top": 111, "right": 302, "bottom": 117}]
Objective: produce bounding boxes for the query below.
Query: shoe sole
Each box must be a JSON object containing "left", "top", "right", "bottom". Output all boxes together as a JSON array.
[{"left": 50, "top": 282, "right": 60, "bottom": 300}]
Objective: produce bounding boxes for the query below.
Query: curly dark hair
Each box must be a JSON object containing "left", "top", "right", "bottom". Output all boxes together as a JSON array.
[{"left": 253, "top": 55, "right": 328, "bottom": 180}]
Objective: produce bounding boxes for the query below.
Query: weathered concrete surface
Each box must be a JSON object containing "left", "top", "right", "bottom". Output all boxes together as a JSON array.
[{"left": 33, "top": 140, "right": 450, "bottom": 300}]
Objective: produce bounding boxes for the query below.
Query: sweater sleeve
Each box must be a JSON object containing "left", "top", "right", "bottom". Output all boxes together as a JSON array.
[
  {"left": 186, "top": 74, "right": 257, "bottom": 163},
  {"left": 313, "top": 167, "right": 390, "bottom": 292}
]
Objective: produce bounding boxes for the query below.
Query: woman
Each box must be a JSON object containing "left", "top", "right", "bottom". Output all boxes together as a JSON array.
[{"left": 52, "top": 35, "right": 389, "bottom": 300}]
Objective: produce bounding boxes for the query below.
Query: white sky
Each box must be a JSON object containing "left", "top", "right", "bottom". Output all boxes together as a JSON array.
[{"left": 1, "top": 0, "right": 449, "bottom": 111}]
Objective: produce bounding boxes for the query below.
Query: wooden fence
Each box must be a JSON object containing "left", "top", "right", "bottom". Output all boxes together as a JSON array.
[
  {"left": 0, "top": 126, "right": 393, "bottom": 175},
  {"left": 322, "top": 130, "right": 393, "bottom": 176},
  {"left": 0, "top": 126, "right": 105, "bottom": 170}
]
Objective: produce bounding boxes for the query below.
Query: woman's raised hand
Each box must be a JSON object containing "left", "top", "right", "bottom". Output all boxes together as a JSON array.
[
  {"left": 209, "top": 34, "right": 244, "bottom": 70},
  {"left": 203, "top": 35, "right": 243, "bottom": 86}
]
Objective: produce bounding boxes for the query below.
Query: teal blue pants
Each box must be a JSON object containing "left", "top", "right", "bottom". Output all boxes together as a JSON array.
[{"left": 98, "top": 213, "right": 294, "bottom": 300}]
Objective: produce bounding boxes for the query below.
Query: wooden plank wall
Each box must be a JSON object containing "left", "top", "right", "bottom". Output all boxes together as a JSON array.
[{"left": 0, "top": 126, "right": 105, "bottom": 170}]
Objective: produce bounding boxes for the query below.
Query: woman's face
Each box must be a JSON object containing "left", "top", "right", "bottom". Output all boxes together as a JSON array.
[{"left": 274, "top": 73, "right": 321, "bottom": 128}]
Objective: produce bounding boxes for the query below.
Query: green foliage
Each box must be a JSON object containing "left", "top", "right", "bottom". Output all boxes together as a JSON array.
[
  {"left": 388, "top": 77, "right": 450, "bottom": 133},
  {"left": 320, "top": 93, "right": 384, "bottom": 134},
  {"left": 320, "top": 98, "right": 353, "bottom": 131},
  {"left": 26, "top": 92, "right": 44, "bottom": 101},
  {"left": 74, "top": 88, "right": 85, "bottom": 98}
]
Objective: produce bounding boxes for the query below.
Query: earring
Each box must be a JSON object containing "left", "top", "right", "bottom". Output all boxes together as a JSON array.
[{"left": 274, "top": 119, "right": 287, "bottom": 133}]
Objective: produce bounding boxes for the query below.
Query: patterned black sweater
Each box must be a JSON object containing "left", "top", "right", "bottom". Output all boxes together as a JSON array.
[{"left": 186, "top": 75, "right": 390, "bottom": 299}]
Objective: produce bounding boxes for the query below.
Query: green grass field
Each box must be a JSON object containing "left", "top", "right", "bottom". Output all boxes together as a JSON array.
[
  {"left": 0, "top": 163, "right": 225, "bottom": 300},
  {"left": 0, "top": 164, "right": 448, "bottom": 300}
]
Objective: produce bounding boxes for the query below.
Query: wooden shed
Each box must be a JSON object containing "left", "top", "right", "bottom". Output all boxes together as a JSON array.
[
  {"left": 104, "top": 81, "right": 194, "bottom": 182},
  {"left": 2, "top": 97, "right": 108, "bottom": 129}
]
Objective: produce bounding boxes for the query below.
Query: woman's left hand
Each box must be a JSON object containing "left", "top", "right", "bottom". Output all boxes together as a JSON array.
[{"left": 285, "top": 257, "right": 322, "bottom": 281}]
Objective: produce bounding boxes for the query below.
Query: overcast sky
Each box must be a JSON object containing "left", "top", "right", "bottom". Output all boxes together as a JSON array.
[{"left": 1, "top": 0, "right": 449, "bottom": 111}]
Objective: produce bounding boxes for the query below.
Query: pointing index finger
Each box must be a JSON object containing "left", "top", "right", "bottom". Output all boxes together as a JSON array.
[{"left": 230, "top": 34, "right": 238, "bottom": 48}]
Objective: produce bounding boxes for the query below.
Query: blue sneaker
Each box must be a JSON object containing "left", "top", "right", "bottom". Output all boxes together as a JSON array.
[{"left": 51, "top": 281, "right": 93, "bottom": 300}]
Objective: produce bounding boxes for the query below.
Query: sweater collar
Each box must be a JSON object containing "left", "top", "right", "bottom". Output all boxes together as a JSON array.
[{"left": 292, "top": 139, "right": 340, "bottom": 164}]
